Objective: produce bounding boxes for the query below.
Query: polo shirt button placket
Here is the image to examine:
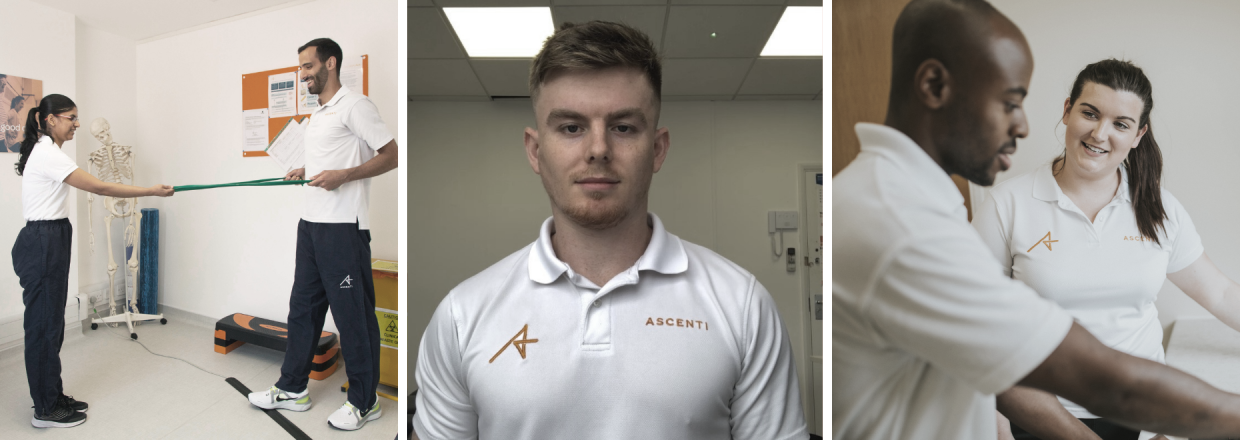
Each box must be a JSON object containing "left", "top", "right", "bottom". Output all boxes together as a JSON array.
[{"left": 582, "top": 291, "right": 611, "bottom": 351}]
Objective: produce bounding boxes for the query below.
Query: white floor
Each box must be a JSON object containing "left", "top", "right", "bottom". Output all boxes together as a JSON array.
[{"left": 0, "top": 308, "right": 398, "bottom": 439}]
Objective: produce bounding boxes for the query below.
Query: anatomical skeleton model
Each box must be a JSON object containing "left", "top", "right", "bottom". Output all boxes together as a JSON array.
[{"left": 87, "top": 118, "right": 163, "bottom": 339}]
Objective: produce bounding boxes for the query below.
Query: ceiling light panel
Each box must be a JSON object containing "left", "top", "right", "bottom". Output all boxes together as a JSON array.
[
  {"left": 443, "top": 7, "right": 555, "bottom": 57},
  {"left": 760, "top": 6, "right": 823, "bottom": 57}
]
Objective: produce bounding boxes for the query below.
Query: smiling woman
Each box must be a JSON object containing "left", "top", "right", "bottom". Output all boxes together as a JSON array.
[
  {"left": 972, "top": 59, "right": 1234, "bottom": 440},
  {"left": 11, "top": 93, "right": 173, "bottom": 429}
]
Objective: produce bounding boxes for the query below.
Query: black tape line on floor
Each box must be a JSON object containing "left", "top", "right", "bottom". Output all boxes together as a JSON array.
[{"left": 226, "top": 377, "right": 313, "bottom": 440}]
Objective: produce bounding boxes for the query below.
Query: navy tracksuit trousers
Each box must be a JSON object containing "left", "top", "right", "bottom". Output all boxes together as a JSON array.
[
  {"left": 275, "top": 220, "right": 380, "bottom": 410},
  {"left": 11, "top": 219, "right": 71, "bottom": 415}
]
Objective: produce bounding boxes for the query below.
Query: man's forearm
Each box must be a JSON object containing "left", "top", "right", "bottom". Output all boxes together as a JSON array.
[
  {"left": 1026, "top": 324, "right": 1240, "bottom": 437},
  {"left": 997, "top": 386, "right": 1100, "bottom": 440},
  {"left": 1082, "top": 356, "right": 1240, "bottom": 436},
  {"left": 346, "top": 141, "right": 397, "bottom": 183}
]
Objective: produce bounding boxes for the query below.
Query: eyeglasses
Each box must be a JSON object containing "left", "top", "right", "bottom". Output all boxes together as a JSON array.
[{"left": 52, "top": 114, "right": 78, "bottom": 123}]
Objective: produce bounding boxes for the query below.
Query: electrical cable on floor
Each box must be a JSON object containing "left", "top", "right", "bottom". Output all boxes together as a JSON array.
[
  {"left": 89, "top": 304, "right": 227, "bottom": 379},
  {"left": 90, "top": 303, "right": 314, "bottom": 439}
]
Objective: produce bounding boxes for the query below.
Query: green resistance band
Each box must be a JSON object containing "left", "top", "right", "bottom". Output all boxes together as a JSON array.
[{"left": 173, "top": 177, "right": 312, "bottom": 192}]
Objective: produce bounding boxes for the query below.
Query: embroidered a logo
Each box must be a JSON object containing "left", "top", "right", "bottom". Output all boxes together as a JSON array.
[
  {"left": 489, "top": 324, "right": 539, "bottom": 363},
  {"left": 340, "top": 275, "right": 353, "bottom": 288},
  {"left": 1026, "top": 232, "right": 1058, "bottom": 252}
]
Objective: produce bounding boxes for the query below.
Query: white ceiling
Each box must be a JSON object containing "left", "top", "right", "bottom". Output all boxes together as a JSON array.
[
  {"left": 410, "top": 0, "right": 823, "bottom": 101},
  {"left": 31, "top": 0, "right": 301, "bottom": 41}
]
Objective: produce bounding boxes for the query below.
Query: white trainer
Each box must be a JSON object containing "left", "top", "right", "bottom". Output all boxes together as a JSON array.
[
  {"left": 327, "top": 398, "right": 382, "bottom": 431},
  {"left": 248, "top": 386, "right": 312, "bottom": 411}
]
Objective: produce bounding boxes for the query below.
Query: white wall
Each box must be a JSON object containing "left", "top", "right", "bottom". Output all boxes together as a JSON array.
[
  {"left": 75, "top": 19, "right": 138, "bottom": 311},
  {"left": 0, "top": 0, "right": 77, "bottom": 345},
  {"left": 408, "top": 99, "right": 823, "bottom": 421},
  {"left": 983, "top": 0, "right": 1240, "bottom": 339},
  {"left": 134, "top": 0, "right": 399, "bottom": 333}
]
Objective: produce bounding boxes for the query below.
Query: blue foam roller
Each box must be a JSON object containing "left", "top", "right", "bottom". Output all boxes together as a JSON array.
[{"left": 139, "top": 208, "right": 159, "bottom": 315}]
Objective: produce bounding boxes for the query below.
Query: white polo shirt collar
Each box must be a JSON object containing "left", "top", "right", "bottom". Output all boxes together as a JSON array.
[
  {"left": 855, "top": 122, "right": 965, "bottom": 217},
  {"left": 528, "top": 213, "right": 689, "bottom": 287},
  {"left": 1032, "top": 161, "right": 1131, "bottom": 205},
  {"left": 312, "top": 84, "right": 352, "bottom": 112}
]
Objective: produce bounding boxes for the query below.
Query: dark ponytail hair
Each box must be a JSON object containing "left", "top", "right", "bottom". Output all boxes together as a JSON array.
[
  {"left": 14, "top": 94, "right": 75, "bottom": 176},
  {"left": 1054, "top": 59, "right": 1165, "bottom": 245}
]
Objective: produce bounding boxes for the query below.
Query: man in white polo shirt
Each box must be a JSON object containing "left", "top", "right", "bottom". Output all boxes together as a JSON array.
[
  {"left": 246, "top": 38, "right": 397, "bottom": 432},
  {"left": 835, "top": 0, "right": 1240, "bottom": 438},
  {"left": 412, "top": 21, "right": 807, "bottom": 440}
]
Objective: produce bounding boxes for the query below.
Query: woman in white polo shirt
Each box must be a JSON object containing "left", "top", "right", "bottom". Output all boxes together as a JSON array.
[
  {"left": 973, "top": 59, "right": 1239, "bottom": 440},
  {"left": 11, "top": 94, "right": 172, "bottom": 429}
]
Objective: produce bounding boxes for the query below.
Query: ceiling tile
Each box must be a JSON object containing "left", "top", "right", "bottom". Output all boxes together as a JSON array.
[
  {"left": 435, "top": 0, "right": 550, "bottom": 6},
  {"left": 554, "top": 0, "right": 666, "bottom": 4},
  {"left": 671, "top": 0, "right": 784, "bottom": 4},
  {"left": 551, "top": 6, "right": 667, "bottom": 48},
  {"left": 410, "top": 59, "right": 488, "bottom": 96},
  {"left": 662, "top": 58, "right": 752, "bottom": 96},
  {"left": 733, "top": 94, "right": 817, "bottom": 100},
  {"left": 662, "top": 6, "right": 783, "bottom": 58},
  {"left": 737, "top": 57, "right": 822, "bottom": 95},
  {"left": 471, "top": 59, "right": 535, "bottom": 96},
  {"left": 411, "top": 7, "right": 466, "bottom": 59}
]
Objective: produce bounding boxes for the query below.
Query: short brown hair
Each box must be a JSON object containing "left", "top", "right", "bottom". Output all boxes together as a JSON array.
[{"left": 529, "top": 21, "right": 662, "bottom": 101}]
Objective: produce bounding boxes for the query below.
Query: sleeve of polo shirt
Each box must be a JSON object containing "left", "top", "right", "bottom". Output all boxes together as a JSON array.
[
  {"left": 971, "top": 191, "right": 1015, "bottom": 277},
  {"left": 1164, "top": 191, "right": 1204, "bottom": 273},
  {"left": 414, "top": 294, "right": 479, "bottom": 440},
  {"left": 729, "top": 280, "right": 809, "bottom": 440},
  {"left": 343, "top": 98, "right": 394, "bottom": 151},
  {"left": 867, "top": 230, "right": 1074, "bottom": 394},
  {"left": 35, "top": 145, "right": 80, "bottom": 182}
]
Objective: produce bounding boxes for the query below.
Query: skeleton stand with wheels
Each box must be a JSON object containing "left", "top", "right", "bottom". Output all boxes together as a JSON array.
[{"left": 87, "top": 118, "right": 165, "bottom": 340}]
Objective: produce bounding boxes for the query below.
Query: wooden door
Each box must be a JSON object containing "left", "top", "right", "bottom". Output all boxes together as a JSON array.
[{"left": 832, "top": 0, "right": 972, "bottom": 218}]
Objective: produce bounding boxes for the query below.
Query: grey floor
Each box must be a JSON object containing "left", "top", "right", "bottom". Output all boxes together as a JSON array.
[{"left": 0, "top": 308, "right": 398, "bottom": 439}]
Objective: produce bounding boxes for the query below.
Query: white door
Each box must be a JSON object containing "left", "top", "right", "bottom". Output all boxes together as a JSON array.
[{"left": 801, "top": 166, "right": 824, "bottom": 435}]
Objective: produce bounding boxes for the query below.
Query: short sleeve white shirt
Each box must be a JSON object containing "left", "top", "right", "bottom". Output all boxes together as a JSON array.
[
  {"left": 833, "top": 123, "right": 1075, "bottom": 440},
  {"left": 971, "top": 162, "right": 1203, "bottom": 418},
  {"left": 302, "top": 86, "right": 393, "bottom": 230},
  {"left": 21, "top": 135, "right": 78, "bottom": 220},
  {"left": 414, "top": 213, "right": 807, "bottom": 440}
]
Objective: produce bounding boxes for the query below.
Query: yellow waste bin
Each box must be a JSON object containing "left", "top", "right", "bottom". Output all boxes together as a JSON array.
[{"left": 372, "top": 259, "right": 398, "bottom": 390}]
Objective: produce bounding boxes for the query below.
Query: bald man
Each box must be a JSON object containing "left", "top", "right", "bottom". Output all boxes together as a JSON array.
[{"left": 833, "top": 0, "right": 1240, "bottom": 439}]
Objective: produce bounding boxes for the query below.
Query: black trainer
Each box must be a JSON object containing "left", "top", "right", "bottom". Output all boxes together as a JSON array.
[
  {"left": 59, "top": 394, "right": 88, "bottom": 413},
  {"left": 31, "top": 403, "right": 87, "bottom": 428}
]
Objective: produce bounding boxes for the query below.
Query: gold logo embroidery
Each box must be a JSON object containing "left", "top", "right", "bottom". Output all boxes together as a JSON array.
[
  {"left": 1026, "top": 231, "right": 1058, "bottom": 252},
  {"left": 489, "top": 324, "right": 539, "bottom": 363},
  {"left": 1123, "top": 235, "right": 1151, "bottom": 242},
  {"left": 645, "top": 317, "right": 709, "bottom": 330}
]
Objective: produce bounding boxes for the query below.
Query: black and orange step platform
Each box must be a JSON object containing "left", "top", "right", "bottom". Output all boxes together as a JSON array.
[{"left": 214, "top": 313, "right": 340, "bottom": 380}]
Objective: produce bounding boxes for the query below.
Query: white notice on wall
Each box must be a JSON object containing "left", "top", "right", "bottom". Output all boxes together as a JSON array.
[
  {"left": 340, "top": 55, "right": 365, "bottom": 95},
  {"left": 297, "top": 73, "right": 319, "bottom": 115},
  {"left": 268, "top": 72, "right": 297, "bottom": 118},
  {"left": 242, "top": 108, "right": 268, "bottom": 152},
  {"left": 266, "top": 117, "right": 306, "bottom": 172}
]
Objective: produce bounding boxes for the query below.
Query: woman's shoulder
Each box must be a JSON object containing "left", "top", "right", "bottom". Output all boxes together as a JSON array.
[{"left": 27, "top": 137, "right": 69, "bottom": 164}]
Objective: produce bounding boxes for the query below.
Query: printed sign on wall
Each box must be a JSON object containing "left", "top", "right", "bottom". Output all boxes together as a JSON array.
[{"left": 0, "top": 74, "right": 43, "bottom": 153}]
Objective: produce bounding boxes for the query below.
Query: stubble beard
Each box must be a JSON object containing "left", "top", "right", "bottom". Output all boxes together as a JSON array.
[
  {"left": 308, "top": 69, "right": 327, "bottom": 95},
  {"left": 542, "top": 167, "right": 651, "bottom": 231},
  {"left": 939, "top": 106, "right": 1004, "bottom": 187}
]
